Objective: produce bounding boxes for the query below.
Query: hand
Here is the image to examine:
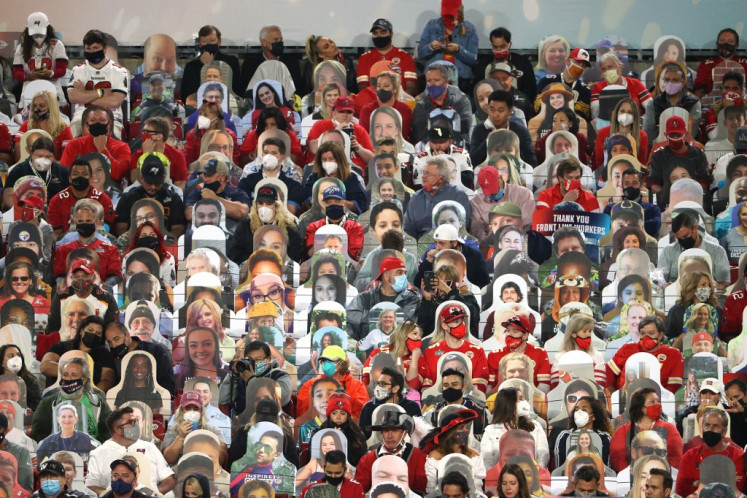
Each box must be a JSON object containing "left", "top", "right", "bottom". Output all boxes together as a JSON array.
[
  {"left": 350, "top": 135, "right": 360, "bottom": 151},
  {"left": 430, "top": 40, "right": 445, "bottom": 51},
  {"left": 426, "top": 248, "right": 437, "bottom": 263},
  {"left": 179, "top": 420, "right": 194, "bottom": 437},
  {"left": 72, "top": 80, "right": 85, "bottom": 91},
  {"left": 92, "top": 135, "right": 108, "bottom": 152},
  {"left": 199, "top": 51, "right": 214, "bottom": 65},
  {"left": 562, "top": 189, "right": 580, "bottom": 202},
  {"left": 435, "top": 276, "right": 452, "bottom": 293},
  {"left": 201, "top": 187, "right": 218, "bottom": 199},
  {"left": 233, "top": 339, "right": 245, "bottom": 362},
  {"left": 142, "top": 138, "right": 157, "bottom": 153},
  {"left": 446, "top": 42, "right": 460, "bottom": 54},
  {"left": 726, "top": 399, "right": 744, "bottom": 413}
]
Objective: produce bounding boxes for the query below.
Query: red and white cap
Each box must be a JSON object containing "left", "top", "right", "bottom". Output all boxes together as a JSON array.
[
  {"left": 27, "top": 12, "right": 49, "bottom": 36},
  {"left": 569, "top": 48, "right": 591, "bottom": 66},
  {"left": 439, "top": 305, "right": 466, "bottom": 323},
  {"left": 71, "top": 259, "right": 94, "bottom": 274},
  {"left": 665, "top": 115, "right": 687, "bottom": 136}
]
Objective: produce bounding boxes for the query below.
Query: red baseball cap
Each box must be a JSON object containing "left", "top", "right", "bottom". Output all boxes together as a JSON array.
[
  {"left": 569, "top": 48, "right": 591, "bottom": 66},
  {"left": 180, "top": 390, "right": 202, "bottom": 409},
  {"left": 440, "top": 305, "right": 466, "bottom": 323},
  {"left": 71, "top": 259, "right": 94, "bottom": 274},
  {"left": 478, "top": 167, "right": 501, "bottom": 196},
  {"left": 665, "top": 116, "right": 687, "bottom": 136},
  {"left": 501, "top": 314, "right": 533, "bottom": 334},
  {"left": 376, "top": 256, "right": 406, "bottom": 281},
  {"left": 692, "top": 331, "right": 713, "bottom": 344},
  {"left": 333, "top": 96, "right": 355, "bottom": 112},
  {"left": 21, "top": 194, "right": 45, "bottom": 210}
]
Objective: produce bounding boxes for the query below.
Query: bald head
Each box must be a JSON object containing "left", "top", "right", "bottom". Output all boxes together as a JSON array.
[
  {"left": 371, "top": 455, "right": 409, "bottom": 492},
  {"left": 144, "top": 34, "right": 177, "bottom": 75}
]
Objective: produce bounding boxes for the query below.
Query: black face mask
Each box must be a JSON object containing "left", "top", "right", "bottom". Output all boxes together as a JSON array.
[
  {"left": 59, "top": 378, "right": 84, "bottom": 395},
  {"left": 718, "top": 43, "right": 737, "bottom": 58},
  {"left": 112, "top": 343, "right": 129, "bottom": 359},
  {"left": 442, "top": 387, "right": 463, "bottom": 403},
  {"left": 270, "top": 41, "right": 284, "bottom": 57},
  {"left": 702, "top": 430, "right": 723, "bottom": 447},
  {"left": 677, "top": 235, "right": 696, "bottom": 250},
  {"left": 376, "top": 89, "right": 394, "bottom": 102},
  {"left": 81, "top": 333, "right": 102, "bottom": 348},
  {"left": 34, "top": 109, "right": 50, "bottom": 121},
  {"left": 325, "top": 475, "right": 344, "bottom": 487},
  {"left": 71, "top": 176, "right": 91, "bottom": 191},
  {"left": 88, "top": 122, "right": 109, "bottom": 137},
  {"left": 623, "top": 186, "right": 640, "bottom": 200},
  {"left": 84, "top": 50, "right": 105, "bottom": 64},
  {"left": 372, "top": 36, "right": 392, "bottom": 49},
  {"left": 137, "top": 236, "right": 160, "bottom": 251},
  {"left": 203, "top": 181, "right": 222, "bottom": 192},
  {"left": 76, "top": 222, "right": 96, "bottom": 238},
  {"left": 202, "top": 43, "right": 219, "bottom": 55}
]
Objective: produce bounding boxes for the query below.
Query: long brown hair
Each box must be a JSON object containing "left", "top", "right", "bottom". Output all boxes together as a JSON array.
[
  {"left": 21, "top": 25, "right": 57, "bottom": 61},
  {"left": 313, "top": 141, "right": 350, "bottom": 182},
  {"left": 498, "top": 463, "right": 531, "bottom": 498},
  {"left": 490, "top": 388, "right": 535, "bottom": 432}
]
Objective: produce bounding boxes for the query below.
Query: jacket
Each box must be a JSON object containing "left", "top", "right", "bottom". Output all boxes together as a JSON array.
[
  {"left": 355, "top": 444, "right": 428, "bottom": 493},
  {"left": 470, "top": 119, "right": 537, "bottom": 166},
  {"left": 296, "top": 372, "right": 369, "bottom": 420},
  {"left": 304, "top": 217, "right": 364, "bottom": 261},
  {"left": 471, "top": 184, "right": 535, "bottom": 236},
  {"left": 31, "top": 387, "right": 111, "bottom": 443},
  {"left": 347, "top": 287, "right": 420, "bottom": 341},
  {"left": 404, "top": 184, "right": 472, "bottom": 240},
  {"left": 417, "top": 18, "right": 479, "bottom": 80},
  {"left": 412, "top": 86, "right": 473, "bottom": 144}
]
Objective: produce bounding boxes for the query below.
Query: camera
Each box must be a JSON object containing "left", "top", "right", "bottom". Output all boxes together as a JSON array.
[{"left": 233, "top": 358, "right": 254, "bottom": 373}]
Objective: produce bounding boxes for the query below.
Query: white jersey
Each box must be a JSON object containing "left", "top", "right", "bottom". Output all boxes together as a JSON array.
[
  {"left": 69, "top": 59, "right": 129, "bottom": 122},
  {"left": 13, "top": 39, "right": 68, "bottom": 100}
]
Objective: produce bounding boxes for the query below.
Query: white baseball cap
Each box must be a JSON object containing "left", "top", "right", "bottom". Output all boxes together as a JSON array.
[
  {"left": 433, "top": 223, "right": 463, "bottom": 243},
  {"left": 700, "top": 378, "right": 724, "bottom": 395},
  {"left": 27, "top": 12, "right": 49, "bottom": 37}
]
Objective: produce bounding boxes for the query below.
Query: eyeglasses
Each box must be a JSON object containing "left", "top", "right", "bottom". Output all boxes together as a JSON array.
[
  {"left": 638, "top": 446, "right": 667, "bottom": 457},
  {"left": 375, "top": 381, "right": 392, "bottom": 388},
  {"left": 11, "top": 276, "right": 30, "bottom": 282},
  {"left": 135, "top": 212, "right": 158, "bottom": 225},
  {"left": 250, "top": 286, "right": 283, "bottom": 303},
  {"left": 207, "top": 144, "right": 231, "bottom": 153}
]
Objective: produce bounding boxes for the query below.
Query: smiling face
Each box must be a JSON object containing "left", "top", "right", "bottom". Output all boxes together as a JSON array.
[
  {"left": 545, "top": 41, "right": 567, "bottom": 72},
  {"left": 257, "top": 85, "right": 276, "bottom": 107},
  {"left": 314, "top": 275, "right": 337, "bottom": 302},
  {"left": 312, "top": 381, "right": 337, "bottom": 416},
  {"left": 187, "top": 328, "right": 216, "bottom": 368},
  {"left": 373, "top": 112, "right": 399, "bottom": 141},
  {"left": 371, "top": 208, "right": 402, "bottom": 242},
  {"left": 9, "top": 267, "right": 31, "bottom": 297},
  {"left": 621, "top": 282, "right": 645, "bottom": 304},
  {"left": 196, "top": 305, "right": 218, "bottom": 329}
]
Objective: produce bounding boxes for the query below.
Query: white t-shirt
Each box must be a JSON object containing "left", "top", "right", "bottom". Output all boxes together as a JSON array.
[
  {"left": 85, "top": 438, "right": 174, "bottom": 490},
  {"left": 69, "top": 59, "right": 129, "bottom": 122}
]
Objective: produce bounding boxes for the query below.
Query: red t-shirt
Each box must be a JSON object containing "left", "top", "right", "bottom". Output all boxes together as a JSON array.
[
  {"left": 487, "top": 343, "right": 552, "bottom": 391},
  {"left": 591, "top": 77, "right": 652, "bottom": 113},
  {"left": 420, "top": 339, "right": 489, "bottom": 392},
  {"left": 47, "top": 186, "right": 116, "bottom": 232},
  {"left": 606, "top": 342, "right": 684, "bottom": 393},
  {"left": 306, "top": 120, "right": 374, "bottom": 171},
  {"left": 14, "top": 121, "right": 74, "bottom": 160},
  {"left": 130, "top": 144, "right": 188, "bottom": 182},
  {"left": 694, "top": 56, "right": 747, "bottom": 94},
  {"left": 60, "top": 135, "right": 131, "bottom": 181},
  {"left": 675, "top": 443, "right": 745, "bottom": 496},
  {"left": 536, "top": 184, "right": 600, "bottom": 213},
  {"left": 304, "top": 218, "right": 364, "bottom": 261},
  {"left": 53, "top": 237, "right": 122, "bottom": 280}
]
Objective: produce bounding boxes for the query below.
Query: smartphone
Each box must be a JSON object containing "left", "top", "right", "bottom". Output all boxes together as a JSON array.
[
  {"left": 424, "top": 271, "right": 436, "bottom": 291},
  {"left": 564, "top": 180, "right": 582, "bottom": 192}
]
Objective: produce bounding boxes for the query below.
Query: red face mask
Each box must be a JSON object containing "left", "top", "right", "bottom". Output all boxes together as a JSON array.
[
  {"left": 449, "top": 322, "right": 467, "bottom": 340},
  {"left": 406, "top": 339, "right": 422, "bottom": 351},
  {"left": 640, "top": 335, "right": 658, "bottom": 351},
  {"left": 667, "top": 136, "right": 685, "bottom": 150},
  {"left": 20, "top": 207, "right": 37, "bottom": 222},
  {"left": 493, "top": 50, "right": 509, "bottom": 61},
  {"left": 723, "top": 90, "right": 744, "bottom": 107},
  {"left": 575, "top": 336, "right": 592, "bottom": 350},
  {"left": 505, "top": 335, "right": 523, "bottom": 350},
  {"left": 645, "top": 403, "right": 662, "bottom": 421}
]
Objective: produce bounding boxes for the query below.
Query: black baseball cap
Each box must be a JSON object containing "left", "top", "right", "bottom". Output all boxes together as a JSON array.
[
  {"left": 256, "top": 185, "right": 278, "bottom": 203},
  {"left": 370, "top": 18, "right": 393, "bottom": 33},
  {"left": 110, "top": 459, "right": 137, "bottom": 474},
  {"left": 141, "top": 155, "right": 166, "bottom": 184},
  {"left": 38, "top": 459, "right": 66, "bottom": 477},
  {"left": 429, "top": 125, "right": 453, "bottom": 141}
]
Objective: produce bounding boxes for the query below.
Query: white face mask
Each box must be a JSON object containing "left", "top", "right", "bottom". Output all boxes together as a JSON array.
[
  {"left": 32, "top": 35, "right": 46, "bottom": 44},
  {"left": 6, "top": 357, "right": 22, "bottom": 373},
  {"left": 694, "top": 287, "right": 712, "bottom": 302},
  {"left": 262, "top": 154, "right": 280, "bottom": 170},
  {"left": 258, "top": 206, "right": 274, "bottom": 223},
  {"left": 183, "top": 410, "right": 201, "bottom": 423},
  {"left": 516, "top": 400, "right": 531, "bottom": 417},
  {"left": 32, "top": 157, "right": 52, "bottom": 172},
  {"left": 322, "top": 161, "right": 338, "bottom": 175},
  {"left": 573, "top": 409, "right": 590, "bottom": 427},
  {"left": 617, "top": 112, "right": 634, "bottom": 127},
  {"left": 197, "top": 115, "right": 212, "bottom": 130},
  {"left": 373, "top": 386, "right": 390, "bottom": 401}
]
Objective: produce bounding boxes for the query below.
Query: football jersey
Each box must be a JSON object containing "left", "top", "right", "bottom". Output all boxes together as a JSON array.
[
  {"left": 356, "top": 47, "right": 417, "bottom": 87},
  {"left": 69, "top": 59, "right": 129, "bottom": 121},
  {"left": 420, "top": 339, "right": 489, "bottom": 391},
  {"left": 13, "top": 40, "right": 68, "bottom": 98}
]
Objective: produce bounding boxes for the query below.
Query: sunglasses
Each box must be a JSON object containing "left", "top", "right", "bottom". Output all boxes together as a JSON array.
[
  {"left": 11, "top": 276, "right": 30, "bottom": 282},
  {"left": 638, "top": 446, "right": 667, "bottom": 457}
]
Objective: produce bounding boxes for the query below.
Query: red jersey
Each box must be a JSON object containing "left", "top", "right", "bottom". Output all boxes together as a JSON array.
[
  {"left": 14, "top": 121, "right": 73, "bottom": 160},
  {"left": 60, "top": 135, "right": 131, "bottom": 181},
  {"left": 53, "top": 237, "right": 122, "bottom": 280},
  {"left": 536, "top": 184, "right": 600, "bottom": 213},
  {"left": 304, "top": 217, "right": 364, "bottom": 261},
  {"left": 719, "top": 288, "right": 747, "bottom": 340},
  {"left": 47, "top": 186, "right": 116, "bottom": 232},
  {"left": 675, "top": 442, "right": 745, "bottom": 496},
  {"left": 694, "top": 56, "right": 747, "bottom": 94},
  {"left": 306, "top": 120, "right": 374, "bottom": 171},
  {"left": 591, "top": 77, "right": 652, "bottom": 113},
  {"left": 420, "top": 339, "right": 489, "bottom": 392},
  {"left": 362, "top": 345, "right": 413, "bottom": 386},
  {"left": 606, "top": 343, "right": 683, "bottom": 393},
  {"left": 487, "top": 343, "right": 552, "bottom": 391},
  {"left": 356, "top": 47, "right": 417, "bottom": 88},
  {"left": 0, "top": 123, "right": 12, "bottom": 155},
  {"left": 130, "top": 144, "right": 188, "bottom": 182}
]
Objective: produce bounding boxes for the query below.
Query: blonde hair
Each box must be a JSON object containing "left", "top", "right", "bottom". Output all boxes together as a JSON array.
[
  {"left": 561, "top": 314, "right": 596, "bottom": 353},
  {"left": 186, "top": 298, "right": 223, "bottom": 333},
  {"left": 249, "top": 199, "right": 296, "bottom": 232},
  {"left": 29, "top": 91, "right": 67, "bottom": 137},
  {"left": 683, "top": 302, "right": 715, "bottom": 335}
]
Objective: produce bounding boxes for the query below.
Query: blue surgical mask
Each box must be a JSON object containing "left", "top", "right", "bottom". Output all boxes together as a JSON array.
[
  {"left": 426, "top": 84, "right": 446, "bottom": 99},
  {"left": 321, "top": 360, "right": 337, "bottom": 377},
  {"left": 489, "top": 189, "right": 504, "bottom": 201},
  {"left": 41, "top": 480, "right": 62, "bottom": 496},
  {"left": 391, "top": 274, "right": 408, "bottom": 293}
]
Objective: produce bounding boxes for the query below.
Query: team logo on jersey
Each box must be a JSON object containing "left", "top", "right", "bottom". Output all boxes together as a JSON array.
[
  {"left": 657, "top": 354, "right": 667, "bottom": 362},
  {"left": 465, "top": 351, "right": 474, "bottom": 359}
]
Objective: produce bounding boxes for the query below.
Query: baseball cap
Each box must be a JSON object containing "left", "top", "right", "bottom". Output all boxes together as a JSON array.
[
  {"left": 181, "top": 389, "right": 203, "bottom": 409},
  {"left": 376, "top": 256, "right": 406, "bottom": 281},
  {"left": 333, "top": 96, "right": 355, "bottom": 112},
  {"left": 322, "top": 185, "right": 345, "bottom": 200},
  {"left": 665, "top": 116, "right": 687, "bottom": 136},
  {"left": 691, "top": 331, "right": 713, "bottom": 344},
  {"left": 734, "top": 126, "right": 747, "bottom": 152},
  {"left": 20, "top": 194, "right": 44, "bottom": 210},
  {"left": 71, "top": 259, "right": 94, "bottom": 274},
  {"left": 38, "top": 459, "right": 65, "bottom": 477},
  {"left": 256, "top": 185, "right": 278, "bottom": 203},
  {"left": 439, "top": 305, "right": 466, "bottom": 323},
  {"left": 501, "top": 314, "right": 533, "bottom": 334},
  {"left": 569, "top": 48, "right": 591, "bottom": 66},
  {"left": 320, "top": 345, "right": 346, "bottom": 362},
  {"left": 699, "top": 378, "right": 724, "bottom": 395},
  {"left": 434, "top": 223, "right": 463, "bottom": 243},
  {"left": 489, "top": 202, "right": 522, "bottom": 218},
  {"left": 141, "top": 155, "right": 166, "bottom": 184},
  {"left": 428, "top": 125, "right": 453, "bottom": 142},
  {"left": 198, "top": 157, "right": 230, "bottom": 176},
  {"left": 478, "top": 167, "right": 501, "bottom": 196},
  {"left": 110, "top": 459, "right": 137, "bottom": 474},
  {"left": 27, "top": 12, "right": 49, "bottom": 37},
  {"left": 370, "top": 18, "right": 393, "bottom": 33}
]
